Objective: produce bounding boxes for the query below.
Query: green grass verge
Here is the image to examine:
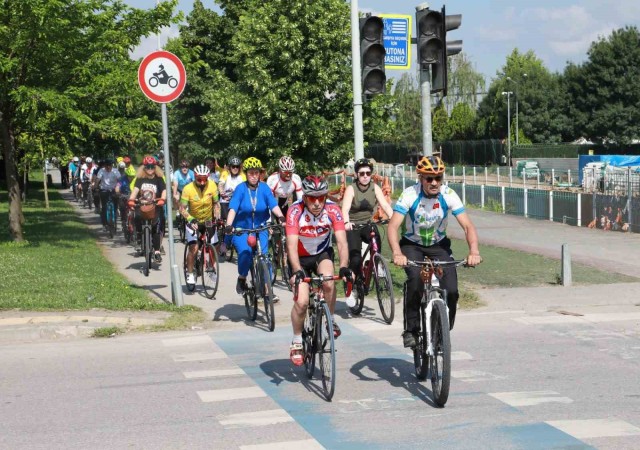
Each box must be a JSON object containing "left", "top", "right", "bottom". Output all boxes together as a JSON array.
[
  {"left": 92, "top": 326, "right": 123, "bottom": 338},
  {"left": 0, "top": 181, "right": 200, "bottom": 328}
]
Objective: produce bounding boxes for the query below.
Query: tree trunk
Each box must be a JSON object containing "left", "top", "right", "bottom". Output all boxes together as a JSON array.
[{"left": 0, "top": 109, "right": 25, "bottom": 241}]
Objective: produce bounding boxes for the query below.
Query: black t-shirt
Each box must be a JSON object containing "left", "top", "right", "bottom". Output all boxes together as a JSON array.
[{"left": 134, "top": 176, "right": 166, "bottom": 200}]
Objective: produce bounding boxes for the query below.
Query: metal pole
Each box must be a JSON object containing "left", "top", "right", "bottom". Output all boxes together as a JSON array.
[
  {"left": 515, "top": 96, "right": 518, "bottom": 145},
  {"left": 507, "top": 93, "right": 511, "bottom": 166},
  {"left": 417, "top": 3, "right": 432, "bottom": 157},
  {"left": 351, "top": 0, "right": 365, "bottom": 160}
]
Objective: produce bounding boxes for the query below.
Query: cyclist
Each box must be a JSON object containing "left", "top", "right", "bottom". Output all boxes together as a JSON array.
[
  {"left": 69, "top": 156, "right": 80, "bottom": 199},
  {"left": 286, "top": 175, "right": 353, "bottom": 366},
  {"left": 127, "top": 155, "right": 167, "bottom": 262},
  {"left": 223, "top": 157, "right": 285, "bottom": 295},
  {"left": 79, "top": 157, "right": 95, "bottom": 208},
  {"left": 115, "top": 161, "right": 134, "bottom": 235},
  {"left": 205, "top": 157, "right": 221, "bottom": 183},
  {"left": 94, "top": 160, "right": 120, "bottom": 231},
  {"left": 123, "top": 156, "right": 136, "bottom": 178},
  {"left": 341, "top": 158, "right": 394, "bottom": 306},
  {"left": 387, "top": 156, "right": 482, "bottom": 348},
  {"left": 172, "top": 160, "right": 195, "bottom": 216},
  {"left": 266, "top": 156, "right": 302, "bottom": 217},
  {"left": 218, "top": 155, "right": 246, "bottom": 256},
  {"left": 180, "top": 164, "right": 220, "bottom": 287}
]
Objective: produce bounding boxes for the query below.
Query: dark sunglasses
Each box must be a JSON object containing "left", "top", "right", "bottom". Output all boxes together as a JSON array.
[
  {"left": 196, "top": 176, "right": 208, "bottom": 183},
  {"left": 358, "top": 171, "right": 372, "bottom": 177},
  {"left": 181, "top": 165, "right": 189, "bottom": 169},
  {"left": 421, "top": 175, "right": 442, "bottom": 183},
  {"left": 230, "top": 165, "right": 240, "bottom": 169},
  {"left": 144, "top": 164, "right": 156, "bottom": 170}
]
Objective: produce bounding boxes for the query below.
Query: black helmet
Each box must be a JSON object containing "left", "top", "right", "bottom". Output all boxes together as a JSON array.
[
  {"left": 354, "top": 158, "right": 372, "bottom": 174},
  {"left": 228, "top": 156, "right": 242, "bottom": 167}
]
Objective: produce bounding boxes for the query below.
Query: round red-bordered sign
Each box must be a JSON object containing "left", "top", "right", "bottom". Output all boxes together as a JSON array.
[{"left": 138, "top": 50, "right": 186, "bottom": 103}]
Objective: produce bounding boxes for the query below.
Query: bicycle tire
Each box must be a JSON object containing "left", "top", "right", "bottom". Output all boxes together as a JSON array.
[
  {"left": 108, "top": 201, "right": 116, "bottom": 238},
  {"left": 303, "top": 304, "right": 316, "bottom": 379},
  {"left": 201, "top": 243, "right": 219, "bottom": 299},
  {"left": 244, "top": 266, "right": 258, "bottom": 321},
  {"left": 373, "top": 253, "right": 395, "bottom": 324},
  {"left": 349, "top": 278, "right": 365, "bottom": 315},
  {"left": 143, "top": 225, "right": 152, "bottom": 277},
  {"left": 414, "top": 297, "right": 429, "bottom": 381},
  {"left": 183, "top": 242, "right": 196, "bottom": 292},
  {"left": 269, "top": 240, "right": 279, "bottom": 285},
  {"left": 317, "top": 301, "right": 336, "bottom": 401},
  {"left": 257, "top": 258, "right": 275, "bottom": 331},
  {"left": 430, "top": 298, "right": 451, "bottom": 407}
]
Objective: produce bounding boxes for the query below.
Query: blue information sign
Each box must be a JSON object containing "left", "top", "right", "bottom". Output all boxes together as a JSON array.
[{"left": 380, "top": 14, "right": 411, "bottom": 70}]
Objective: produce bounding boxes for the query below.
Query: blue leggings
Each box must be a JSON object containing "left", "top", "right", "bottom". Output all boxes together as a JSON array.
[{"left": 233, "top": 230, "right": 269, "bottom": 277}]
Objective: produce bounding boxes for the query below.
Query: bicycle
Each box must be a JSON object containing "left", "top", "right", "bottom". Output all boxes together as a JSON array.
[
  {"left": 231, "top": 224, "right": 280, "bottom": 332},
  {"left": 134, "top": 199, "right": 159, "bottom": 277},
  {"left": 269, "top": 226, "right": 291, "bottom": 290},
  {"left": 182, "top": 219, "right": 219, "bottom": 299},
  {"left": 294, "top": 275, "right": 352, "bottom": 401},
  {"left": 103, "top": 191, "right": 117, "bottom": 238},
  {"left": 348, "top": 219, "right": 395, "bottom": 324},
  {"left": 175, "top": 212, "right": 186, "bottom": 243},
  {"left": 405, "top": 258, "right": 467, "bottom": 407}
]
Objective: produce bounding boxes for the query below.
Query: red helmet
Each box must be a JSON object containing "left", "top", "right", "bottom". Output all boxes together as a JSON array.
[
  {"left": 301, "top": 175, "right": 328, "bottom": 197},
  {"left": 142, "top": 155, "right": 156, "bottom": 166},
  {"left": 123, "top": 156, "right": 131, "bottom": 164}
]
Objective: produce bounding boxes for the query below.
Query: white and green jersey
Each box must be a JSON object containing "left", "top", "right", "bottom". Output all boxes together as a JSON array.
[{"left": 393, "top": 183, "right": 465, "bottom": 246}]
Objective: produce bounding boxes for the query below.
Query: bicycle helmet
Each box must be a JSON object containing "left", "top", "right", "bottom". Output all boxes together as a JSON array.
[
  {"left": 301, "top": 175, "right": 328, "bottom": 197},
  {"left": 123, "top": 156, "right": 131, "bottom": 164},
  {"left": 243, "top": 157, "right": 263, "bottom": 171},
  {"left": 85, "top": 157, "right": 93, "bottom": 163},
  {"left": 194, "top": 164, "right": 210, "bottom": 177},
  {"left": 72, "top": 156, "right": 79, "bottom": 162},
  {"left": 416, "top": 155, "right": 445, "bottom": 175},
  {"left": 142, "top": 155, "right": 156, "bottom": 166},
  {"left": 278, "top": 156, "right": 295, "bottom": 172},
  {"left": 228, "top": 156, "right": 242, "bottom": 167},
  {"left": 118, "top": 161, "right": 126, "bottom": 169},
  {"left": 354, "top": 158, "right": 373, "bottom": 174}
]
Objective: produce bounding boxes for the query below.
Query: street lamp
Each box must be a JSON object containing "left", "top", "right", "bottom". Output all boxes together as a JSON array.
[
  {"left": 502, "top": 91, "right": 513, "bottom": 166},
  {"left": 507, "top": 73, "right": 527, "bottom": 145}
]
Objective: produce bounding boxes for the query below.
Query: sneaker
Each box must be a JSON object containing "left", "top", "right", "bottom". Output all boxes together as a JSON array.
[
  {"left": 154, "top": 251, "right": 162, "bottom": 262},
  {"left": 290, "top": 342, "right": 304, "bottom": 366},
  {"left": 272, "top": 295, "right": 280, "bottom": 304},
  {"left": 186, "top": 273, "right": 196, "bottom": 285},
  {"left": 134, "top": 245, "right": 142, "bottom": 255},
  {"left": 346, "top": 292, "right": 357, "bottom": 308},
  {"left": 332, "top": 321, "right": 341, "bottom": 339},
  {"left": 236, "top": 277, "right": 248, "bottom": 295},
  {"left": 403, "top": 331, "right": 417, "bottom": 348}
]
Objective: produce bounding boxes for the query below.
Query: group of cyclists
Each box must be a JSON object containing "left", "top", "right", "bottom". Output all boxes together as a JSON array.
[{"left": 67, "top": 151, "right": 483, "bottom": 367}]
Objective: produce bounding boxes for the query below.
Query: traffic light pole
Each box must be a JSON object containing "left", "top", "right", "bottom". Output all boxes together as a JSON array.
[
  {"left": 420, "top": 69, "right": 434, "bottom": 157},
  {"left": 350, "top": 0, "right": 365, "bottom": 161}
]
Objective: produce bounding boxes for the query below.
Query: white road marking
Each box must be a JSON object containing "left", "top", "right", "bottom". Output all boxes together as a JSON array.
[
  {"left": 218, "top": 409, "right": 294, "bottom": 428},
  {"left": 489, "top": 391, "right": 573, "bottom": 407},
  {"left": 171, "top": 352, "right": 227, "bottom": 362},
  {"left": 452, "top": 370, "right": 505, "bottom": 382},
  {"left": 197, "top": 386, "right": 266, "bottom": 402},
  {"left": 239, "top": 439, "right": 324, "bottom": 450},
  {"left": 546, "top": 419, "right": 640, "bottom": 439},
  {"left": 183, "top": 368, "right": 244, "bottom": 379},
  {"left": 162, "top": 335, "right": 212, "bottom": 346}
]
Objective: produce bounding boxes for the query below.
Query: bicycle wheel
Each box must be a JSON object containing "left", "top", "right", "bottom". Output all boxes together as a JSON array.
[
  {"left": 269, "top": 240, "right": 279, "bottom": 284},
  {"left": 183, "top": 243, "right": 196, "bottom": 292},
  {"left": 349, "top": 277, "right": 365, "bottom": 315},
  {"left": 317, "top": 301, "right": 336, "bottom": 401},
  {"left": 303, "top": 305, "right": 316, "bottom": 378},
  {"left": 202, "top": 243, "right": 219, "bottom": 299},
  {"left": 414, "top": 291, "right": 428, "bottom": 381},
  {"left": 178, "top": 216, "right": 185, "bottom": 243},
  {"left": 143, "top": 226, "right": 152, "bottom": 277},
  {"left": 107, "top": 202, "right": 116, "bottom": 238},
  {"left": 373, "top": 253, "right": 395, "bottom": 324},
  {"left": 257, "top": 258, "right": 275, "bottom": 331},
  {"left": 430, "top": 298, "right": 451, "bottom": 407},
  {"left": 244, "top": 266, "right": 258, "bottom": 321}
]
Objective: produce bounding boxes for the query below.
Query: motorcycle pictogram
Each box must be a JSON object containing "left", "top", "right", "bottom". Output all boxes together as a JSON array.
[{"left": 148, "top": 64, "right": 178, "bottom": 89}]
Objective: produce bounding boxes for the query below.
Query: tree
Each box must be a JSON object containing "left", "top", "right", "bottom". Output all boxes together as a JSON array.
[
  {"left": 445, "top": 53, "right": 486, "bottom": 113},
  {"left": 448, "top": 103, "right": 475, "bottom": 140},
  {"left": 432, "top": 105, "right": 450, "bottom": 142},
  {"left": 0, "top": 0, "right": 176, "bottom": 241},
  {"left": 390, "top": 73, "right": 421, "bottom": 145}
]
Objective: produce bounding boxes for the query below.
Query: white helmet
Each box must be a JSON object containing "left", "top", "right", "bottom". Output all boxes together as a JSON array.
[
  {"left": 279, "top": 156, "right": 295, "bottom": 172},
  {"left": 72, "top": 156, "right": 79, "bottom": 162},
  {"left": 85, "top": 157, "right": 93, "bottom": 163},
  {"left": 118, "top": 161, "right": 126, "bottom": 169},
  {"left": 194, "top": 164, "right": 210, "bottom": 177}
]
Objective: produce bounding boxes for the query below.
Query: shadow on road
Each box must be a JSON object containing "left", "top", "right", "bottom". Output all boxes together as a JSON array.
[{"left": 259, "top": 358, "right": 329, "bottom": 401}]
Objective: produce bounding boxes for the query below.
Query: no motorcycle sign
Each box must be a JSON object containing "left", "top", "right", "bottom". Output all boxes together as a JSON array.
[{"left": 138, "top": 50, "right": 186, "bottom": 103}]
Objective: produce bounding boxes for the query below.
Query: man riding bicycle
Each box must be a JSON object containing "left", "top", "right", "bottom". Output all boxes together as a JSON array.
[
  {"left": 266, "top": 156, "right": 303, "bottom": 217},
  {"left": 172, "top": 159, "right": 195, "bottom": 219},
  {"left": 94, "top": 160, "right": 120, "bottom": 231},
  {"left": 180, "top": 164, "right": 220, "bottom": 287},
  {"left": 286, "top": 175, "right": 353, "bottom": 366},
  {"left": 387, "top": 156, "right": 482, "bottom": 348}
]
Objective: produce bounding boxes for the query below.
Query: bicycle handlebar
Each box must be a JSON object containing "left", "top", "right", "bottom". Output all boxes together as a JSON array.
[
  {"left": 231, "top": 224, "right": 282, "bottom": 235},
  {"left": 349, "top": 219, "right": 390, "bottom": 230},
  {"left": 293, "top": 275, "right": 353, "bottom": 301},
  {"left": 406, "top": 259, "right": 469, "bottom": 268}
]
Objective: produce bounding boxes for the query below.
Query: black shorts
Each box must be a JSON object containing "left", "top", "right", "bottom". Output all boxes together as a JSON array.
[{"left": 293, "top": 248, "right": 335, "bottom": 277}]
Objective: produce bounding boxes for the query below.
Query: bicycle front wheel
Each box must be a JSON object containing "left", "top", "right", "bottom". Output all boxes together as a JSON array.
[
  {"left": 183, "top": 243, "right": 196, "bottom": 291},
  {"left": 373, "top": 253, "right": 395, "bottom": 324},
  {"left": 269, "top": 240, "right": 279, "bottom": 285},
  {"left": 303, "top": 306, "right": 316, "bottom": 379},
  {"left": 430, "top": 298, "right": 451, "bottom": 407},
  {"left": 202, "top": 243, "right": 219, "bottom": 299},
  {"left": 257, "top": 258, "right": 275, "bottom": 332},
  {"left": 143, "top": 226, "right": 152, "bottom": 277},
  {"left": 317, "top": 302, "right": 336, "bottom": 401},
  {"left": 414, "top": 293, "right": 429, "bottom": 381},
  {"left": 244, "top": 266, "right": 258, "bottom": 321},
  {"left": 108, "top": 202, "right": 116, "bottom": 238}
]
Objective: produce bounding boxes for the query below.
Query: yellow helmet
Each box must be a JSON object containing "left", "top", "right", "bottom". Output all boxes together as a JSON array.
[
  {"left": 125, "top": 165, "right": 136, "bottom": 177},
  {"left": 243, "top": 157, "right": 263, "bottom": 171},
  {"left": 416, "top": 156, "right": 445, "bottom": 175}
]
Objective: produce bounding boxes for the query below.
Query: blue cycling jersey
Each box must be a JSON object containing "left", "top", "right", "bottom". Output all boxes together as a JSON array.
[{"left": 173, "top": 169, "right": 195, "bottom": 192}]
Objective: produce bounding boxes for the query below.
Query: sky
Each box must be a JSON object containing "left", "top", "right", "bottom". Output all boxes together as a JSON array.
[{"left": 127, "top": 0, "right": 640, "bottom": 84}]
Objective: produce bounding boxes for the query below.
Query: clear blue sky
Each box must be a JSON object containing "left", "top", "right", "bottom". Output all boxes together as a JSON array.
[{"left": 127, "top": 0, "right": 640, "bottom": 84}]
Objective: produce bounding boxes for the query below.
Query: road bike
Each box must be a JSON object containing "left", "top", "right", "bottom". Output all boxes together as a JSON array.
[
  {"left": 103, "top": 191, "right": 117, "bottom": 238},
  {"left": 348, "top": 219, "right": 395, "bottom": 324},
  {"left": 405, "top": 258, "right": 467, "bottom": 407},
  {"left": 294, "top": 275, "right": 352, "bottom": 401},
  {"left": 183, "top": 220, "right": 219, "bottom": 299},
  {"left": 232, "top": 224, "right": 280, "bottom": 332},
  {"left": 269, "top": 226, "right": 291, "bottom": 290}
]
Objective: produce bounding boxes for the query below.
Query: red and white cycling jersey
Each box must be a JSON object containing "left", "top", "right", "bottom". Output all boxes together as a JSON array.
[
  {"left": 267, "top": 172, "right": 302, "bottom": 200},
  {"left": 285, "top": 200, "right": 345, "bottom": 257}
]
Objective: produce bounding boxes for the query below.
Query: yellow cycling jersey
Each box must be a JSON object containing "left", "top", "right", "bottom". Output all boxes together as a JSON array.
[{"left": 181, "top": 180, "right": 219, "bottom": 223}]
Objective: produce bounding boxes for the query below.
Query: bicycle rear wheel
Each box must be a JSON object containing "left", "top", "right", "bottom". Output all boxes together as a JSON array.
[
  {"left": 373, "top": 253, "right": 395, "bottom": 324},
  {"left": 257, "top": 258, "right": 275, "bottom": 331},
  {"left": 202, "top": 243, "right": 219, "bottom": 299},
  {"left": 430, "top": 298, "right": 451, "bottom": 407},
  {"left": 317, "top": 302, "right": 336, "bottom": 401},
  {"left": 303, "top": 306, "right": 316, "bottom": 379}
]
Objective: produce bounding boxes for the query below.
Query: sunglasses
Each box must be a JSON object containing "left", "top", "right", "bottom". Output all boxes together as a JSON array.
[
  {"left": 181, "top": 165, "right": 189, "bottom": 169},
  {"left": 358, "top": 171, "right": 372, "bottom": 177},
  {"left": 144, "top": 164, "right": 156, "bottom": 170},
  {"left": 421, "top": 175, "right": 442, "bottom": 183},
  {"left": 196, "top": 176, "right": 208, "bottom": 183},
  {"left": 281, "top": 171, "right": 293, "bottom": 176},
  {"left": 306, "top": 195, "right": 327, "bottom": 203},
  {"left": 230, "top": 165, "right": 240, "bottom": 169}
]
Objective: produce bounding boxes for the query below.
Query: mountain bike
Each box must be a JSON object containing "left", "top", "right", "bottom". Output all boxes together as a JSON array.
[
  {"left": 232, "top": 224, "right": 280, "bottom": 332},
  {"left": 294, "top": 275, "right": 352, "bottom": 401},
  {"left": 183, "top": 220, "right": 219, "bottom": 299},
  {"left": 348, "top": 219, "right": 394, "bottom": 324},
  {"left": 269, "top": 226, "right": 291, "bottom": 290},
  {"left": 103, "top": 191, "right": 117, "bottom": 238},
  {"left": 405, "top": 258, "right": 467, "bottom": 407}
]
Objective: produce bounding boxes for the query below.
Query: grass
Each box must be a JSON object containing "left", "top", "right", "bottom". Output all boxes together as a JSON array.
[
  {"left": 92, "top": 326, "right": 123, "bottom": 338},
  {"left": 0, "top": 180, "right": 202, "bottom": 330}
]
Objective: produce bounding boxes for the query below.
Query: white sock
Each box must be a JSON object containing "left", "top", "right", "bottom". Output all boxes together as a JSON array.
[{"left": 292, "top": 334, "right": 302, "bottom": 344}]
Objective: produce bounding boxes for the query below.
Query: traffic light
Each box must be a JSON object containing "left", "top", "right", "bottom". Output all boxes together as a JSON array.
[
  {"left": 415, "top": 5, "right": 462, "bottom": 96},
  {"left": 360, "top": 15, "right": 386, "bottom": 95}
]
